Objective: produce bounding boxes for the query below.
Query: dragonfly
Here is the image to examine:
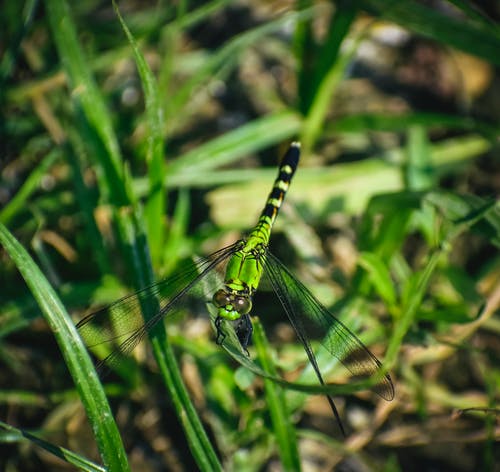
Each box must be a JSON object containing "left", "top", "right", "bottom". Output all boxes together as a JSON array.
[{"left": 77, "top": 142, "right": 394, "bottom": 435}]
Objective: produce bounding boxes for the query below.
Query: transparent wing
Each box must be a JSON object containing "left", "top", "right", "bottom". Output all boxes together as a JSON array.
[
  {"left": 76, "top": 241, "right": 243, "bottom": 373},
  {"left": 264, "top": 250, "right": 394, "bottom": 401}
]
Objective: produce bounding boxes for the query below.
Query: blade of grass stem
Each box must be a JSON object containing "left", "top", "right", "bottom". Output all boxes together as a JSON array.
[
  {"left": 0, "top": 420, "right": 106, "bottom": 472},
  {"left": 295, "top": 0, "right": 356, "bottom": 115},
  {"left": 405, "top": 126, "right": 434, "bottom": 191},
  {"left": 361, "top": 0, "right": 500, "bottom": 66},
  {"left": 112, "top": 0, "right": 167, "bottom": 266},
  {"left": 65, "top": 138, "right": 111, "bottom": 275},
  {"left": 45, "top": 0, "right": 128, "bottom": 206},
  {"left": 300, "top": 21, "right": 361, "bottom": 152},
  {"left": 166, "top": 110, "right": 302, "bottom": 177},
  {"left": 251, "top": 317, "right": 301, "bottom": 471},
  {"left": 0, "top": 148, "right": 59, "bottom": 225}
]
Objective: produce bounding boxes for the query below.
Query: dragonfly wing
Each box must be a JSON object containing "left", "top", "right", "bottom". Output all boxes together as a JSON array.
[
  {"left": 263, "top": 251, "right": 345, "bottom": 434},
  {"left": 77, "top": 241, "right": 242, "bottom": 373},
  {"left": 264, "top": 251, "right": 394, "bottom": 402}
]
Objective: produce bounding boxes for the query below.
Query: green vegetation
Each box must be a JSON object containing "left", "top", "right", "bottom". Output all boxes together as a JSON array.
[{"left": 1, "top": 1, "right": 499, "bottom": 471}]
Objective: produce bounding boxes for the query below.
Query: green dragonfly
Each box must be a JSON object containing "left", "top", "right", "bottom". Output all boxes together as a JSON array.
[{"left": 77, "top": 142, "right": 394, "bottom": 435}]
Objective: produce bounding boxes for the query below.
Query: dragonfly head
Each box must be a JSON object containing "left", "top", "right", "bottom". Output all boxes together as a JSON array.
[{"left": 213, "top": 288, "right": 252, "bottom": 321}]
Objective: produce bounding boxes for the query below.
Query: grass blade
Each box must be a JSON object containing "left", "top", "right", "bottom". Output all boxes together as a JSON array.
[
  {"left": 253, "top": 317, "right": 301, "bottom": 471},
  {"left": 45, "top": 0, "right": 128, "bottom": 206},
  {"left": 0, "top": 420, "right": 106, "bottom": 472},
  {"left": 112, "top": 1, "right": 167, "bottom": 266},
  {"left": 166, "top": 110, "right": 302, "bottom": 177},
  {"left": 362, "top": 0, "right": 500, "bottom": 65},
  {"left": 0, "top": 148, "right": 59, "bottom": 225}
]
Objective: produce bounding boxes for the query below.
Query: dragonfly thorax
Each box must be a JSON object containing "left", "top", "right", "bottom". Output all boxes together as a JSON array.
[{"left": 213, "top": 287, "right": 252, "bottom": 321}]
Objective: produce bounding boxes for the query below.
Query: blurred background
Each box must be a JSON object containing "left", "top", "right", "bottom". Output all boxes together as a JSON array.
[{"left": 1, "top": 0, "right": 499, "bottom": 471}]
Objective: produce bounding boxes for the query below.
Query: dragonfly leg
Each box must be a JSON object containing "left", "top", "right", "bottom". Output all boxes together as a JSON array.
[
  {"left": 215, "top": 316, "right": 226, "bottom": 345},
  {"left": 235, "top": 314, "right": 252, "bottom": 356}
]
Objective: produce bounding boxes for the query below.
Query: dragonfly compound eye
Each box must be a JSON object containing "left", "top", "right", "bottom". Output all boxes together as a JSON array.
[
  {"left": 234, "top": 296, "right": 252, "bottom": 314},
  {"left": 213, "top": 289, "right": 231, "bottom": 307}
]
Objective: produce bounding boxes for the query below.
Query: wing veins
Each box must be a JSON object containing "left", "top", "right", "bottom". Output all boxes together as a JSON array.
[
  {"left": 78, "top": 241, "right": 242, "bottom": 374},
  {"left": 264, "top": 251, "right": 346, "bottom": 435},
  {"left": 265, "top": 251, "right": 394, "bottom": 401}
]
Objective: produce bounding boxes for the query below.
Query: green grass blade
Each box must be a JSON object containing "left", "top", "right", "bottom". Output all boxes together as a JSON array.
[
  {"left": 300, "top": 25, "right": 361, "bottom": 151},
  {"left": 311, "top": 4, "right": 357, "bottom": 96},
  {"left": 0, "top": 0, "right": 38, "bottom": 79},
  {"left": 112, "top": 1, "right": 167, "bottom": 265},
  {"left": 161, "top": 188, "right": 191, "bottom": 275},
  {"left": 330, "top": 112, "right": 498, "bottom": 137},
  {"left": 0, "top": 148, "right": 59, "bottom": 225},
  {"left": 45, "top": 0, "right": 128, "bottom": 205},
  {"left": 253, "top": 318, "right": 301, "bottom": 471},
  {"left": 294, "top": 0, "right": 317, "bottom": 114},
  {"left": 384, "top": 248, "right": 441, "bottom": 371},
  {"left": 295, "top": 1, "right": 356, "bottom": 114},
  {"left": 358, "top": 252, "right": 397, "bottom": 308},
  {"left": 405, "top": 126, "right": 434, "bottom": 191},
  {"left": 173, "top": 0, "right": 235, "bottom": 30},
  {"left": 65, "top": 139, "right": 111, "bottom": 275},
  {"left": 447, "top": 0, "right": 500, "bottom": 35},
  {"left": 0, "top": 420, "right": 106, "bottom": 472},
  {"left": 362, "top": 0, "right": 500, "bottom": 65},
  {"left": 0, "top": 223, "right": 130, "bottom": 472},
  {"left": 166, "top": 110, "right": 302, "bottom": 177}
]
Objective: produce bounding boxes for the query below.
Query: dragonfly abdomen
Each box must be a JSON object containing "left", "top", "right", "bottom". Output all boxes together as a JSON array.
[{"left": 248, "top": 142, "right": 300, "bottom": 245}]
